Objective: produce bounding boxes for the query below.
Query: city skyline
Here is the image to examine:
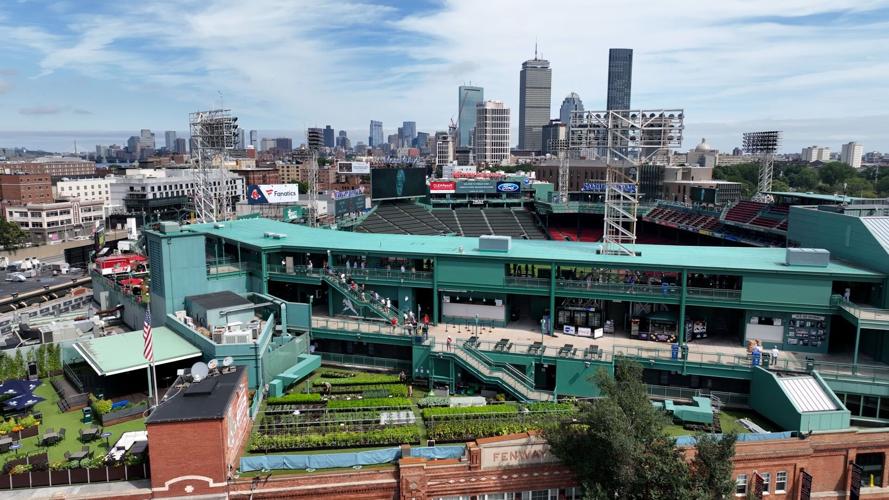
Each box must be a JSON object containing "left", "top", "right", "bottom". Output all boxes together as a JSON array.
[{"left": 1, "top": 1, "right": 889, "bottom": 153}]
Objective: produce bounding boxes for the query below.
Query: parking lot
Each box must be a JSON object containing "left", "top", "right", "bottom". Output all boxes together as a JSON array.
[{"left": 0, "top": 268, "right": 87, "bottom": 299}]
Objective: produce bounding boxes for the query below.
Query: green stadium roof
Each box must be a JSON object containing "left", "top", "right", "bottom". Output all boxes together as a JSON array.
[
  {"left": 72, "top": 327, "right": 203, "bottom": 376},
  {"left": 177, "top": 218, "right": 880, "bottom": 277}
]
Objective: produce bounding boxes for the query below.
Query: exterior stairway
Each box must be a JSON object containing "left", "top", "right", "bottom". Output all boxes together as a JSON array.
[
  {"left": 433, "top": 339, "right": 554, "bottom": 402},
  {"left": 320, "top": 272, "right": 406, "bottom": 324}
]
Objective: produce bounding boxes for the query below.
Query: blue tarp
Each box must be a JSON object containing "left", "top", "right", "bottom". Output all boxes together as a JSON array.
[
  {"left": 674, "top": 431, "right": 794, "bottom": 447},
  {"left": 241, "top": 444, "right": 467, "bottom": 472}
]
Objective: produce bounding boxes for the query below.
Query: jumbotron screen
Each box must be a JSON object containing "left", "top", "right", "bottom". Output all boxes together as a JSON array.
[{"left": 370, "top": 167, "right": 426, "bottom": 200}]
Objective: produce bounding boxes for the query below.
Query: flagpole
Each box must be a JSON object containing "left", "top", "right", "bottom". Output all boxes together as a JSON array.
[{"left": 151, "top": 361, "right": 159, "bottom": 407}]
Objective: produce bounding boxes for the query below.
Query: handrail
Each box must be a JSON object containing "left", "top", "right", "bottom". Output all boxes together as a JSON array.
[
  {"left": 268, "top": 264, "right": 433, "bottom": 283},
  {"left": 319, "top": 273, "right": 407, "bottom": 324},
  {"left": 831, "top": 294, "right": 889, "bottom": 321},
  {"left": 462, "top": 344, "right": 535, "bottom": 389}
]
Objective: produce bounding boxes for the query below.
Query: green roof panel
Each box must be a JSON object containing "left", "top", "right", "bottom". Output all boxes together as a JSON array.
[{"left": 73, "top": 327, "right": 203, "bottom": 376}]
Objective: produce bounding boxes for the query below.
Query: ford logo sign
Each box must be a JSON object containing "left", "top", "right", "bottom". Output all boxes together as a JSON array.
[{"left": 497, "top": 182, "right": 520, "bottom": 192}]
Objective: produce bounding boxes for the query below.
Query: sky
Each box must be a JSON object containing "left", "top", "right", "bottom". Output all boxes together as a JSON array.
[{"left": 1, "top": 0, "right": 889, "bottom": 154}]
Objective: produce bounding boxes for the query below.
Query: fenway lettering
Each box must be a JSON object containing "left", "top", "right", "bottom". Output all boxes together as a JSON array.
[{"left": 480, "top": 436, "right": 557, "bottom": 468}]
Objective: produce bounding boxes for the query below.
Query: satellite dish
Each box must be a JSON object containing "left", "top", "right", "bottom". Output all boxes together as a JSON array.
[
  {"left": 207, "top": 358, "right": 219, "bottom": 370},
  {"left": 222, "top": 356, "right": 234, "bottom": 367},
  {"left": 191, "top": 362, "right": 209, "bottom": 382}
]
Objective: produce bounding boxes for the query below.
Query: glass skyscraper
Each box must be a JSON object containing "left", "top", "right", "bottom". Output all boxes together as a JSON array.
[
  {"left": 559, "top": 92, "right": 584, "bottom": 125},
  {"left": 606, "top": 48, "right": 633, "bottom": 110},
  {"left": 457, "top": 85, "right": 484, "bottom": 148},
  {"left": 518, "top": 57, "right": 551, "bottom": 152},
  {"left": 368, "top": 120, "right": 383, "bottom": 147}
]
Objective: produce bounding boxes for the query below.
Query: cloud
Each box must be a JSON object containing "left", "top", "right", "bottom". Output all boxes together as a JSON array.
[
  {"left": 19, "top": 105, "right": 64, "bottom": 115},
  {"left": 0, "top": 80, "right": 11, "bottom": 94},
  {"left": 72, "top": 108, "right": 92, "bottom": 115}
]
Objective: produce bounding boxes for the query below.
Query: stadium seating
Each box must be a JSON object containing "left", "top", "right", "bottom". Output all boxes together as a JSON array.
[
  {"left": 355, "top": 202, "right": 546, "bottom": 240},
  {"left": 642, "top": 202, "right": 786, "bottom": 247}
]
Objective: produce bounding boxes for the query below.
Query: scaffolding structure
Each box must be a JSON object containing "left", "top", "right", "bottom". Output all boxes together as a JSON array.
[
  {"left": 188, "top": 109, "right": 238, "bottom": 223},
  {"left": 570, "top": 110, "right": 684, "bottom": 256},
  {"left": 551, "top": 139, "right": 570, "bottom": 203},
  {"left": 742, "top": 131, "right": 781, "bottom": 203},
  {"left": 306, "top": 151, "right": 319, "bottom": 227}
]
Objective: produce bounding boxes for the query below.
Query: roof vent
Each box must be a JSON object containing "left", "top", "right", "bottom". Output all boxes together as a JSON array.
[
  {"left": 786, "top": 248, "right": 829, "bottom": 267},
  {"left": 479, "top": 235, "right": 511, "bottom": 252},
  {"left": 263, "top": 232, "right": 287, "bottom": 239}
]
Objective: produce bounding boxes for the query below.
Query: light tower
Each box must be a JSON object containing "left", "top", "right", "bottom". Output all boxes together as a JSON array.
[
  {"left": 742, "top": 131, "right": 781, "bottom": 202},
  {"left": 188, "top": 109, "right": 238, "bottom": 223},
  {"left": 570, "top": 110, "right": 684, "bottom": 256}
]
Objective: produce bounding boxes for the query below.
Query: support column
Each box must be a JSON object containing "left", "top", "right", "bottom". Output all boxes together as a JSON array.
[
  {"left": 260, "top": 252, "right": 268, "bottom": 294},
  {"left": 549, "top": 262, "right": 556, "bottom": 336},
  {"left": 678, "top": 269, "right": 688, "bottom": 345},
  {"left": 432, "top": 257, "right": 439, "bottom": 325},
  {"left": 853, "top": 323, "right": 861, "bottom": 371}
]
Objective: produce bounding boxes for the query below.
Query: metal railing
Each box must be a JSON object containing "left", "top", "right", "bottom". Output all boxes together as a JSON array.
[
  {"left": 463, "top": 344, "right": 535, "bottom": 389},
  {"left": 831, "top": 294, "right": 889, "bottom": 321},
  {"left": 613, "top": 344, "right": 753, "bottom": 370},
  {"left": 268, "top": 264, "right": 433, "bottom": 283},
  {"left": 686, "top": 287, "right": 741, "bottom": 300},
  {"left": 503, "top": 276, "right": 738, "bottom": 300},
  {"left": 312, "top": 317, "right": 419, "bottom": 337},
  {"left": 647, "top": 384, "right": 701, "bottom": 401},
  {"left": 813, "top": 361, "right": 889, "bottom": 384},
  {"left": 207, "top": 257, "right": 245, "bottom": 276},
  {"left": 319, "top": 352, "right": 412, "bottom": 371},
  {"left": 436, "top": 339, "right": 553, "bottom": 401}
]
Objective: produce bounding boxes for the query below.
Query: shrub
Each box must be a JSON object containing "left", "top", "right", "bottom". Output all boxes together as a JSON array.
[
  {"left": 327, "top": 397, "right": 412, "bottom": 409},
  {"left": 10, "top": 464, "right": 32, "bottom": 475},
  {"left": 421, "top": 404, "right": 518, "bottom": 420},
  {"left": 311, "top": 383, "right": 408, "bottom": 396},
  {"left": 316, "top": 368, "right": 356, "bottom": 379},
  {"left": 313, "top": 373, "right": 401, "bottom": 386},
  {"left": 266, "top": 393, "right": 323, "bottom": 405},
  {"left": 417, "top": 396, "right": 450, "bottom": 408},
  {"left": 249, "top": 425, "right": 422, "bottom": 451},
  {"left": 90, "top": 395, "right": 113, "bottom": 415},
  {"left": 17, "top": 415, "right": 39, "bottom": 429},
  {"left": 427, "top": 419, "right": 547, "bottom": 442},
  {"left": 0, "top": 418, "right": 15, "bottom": 435}
]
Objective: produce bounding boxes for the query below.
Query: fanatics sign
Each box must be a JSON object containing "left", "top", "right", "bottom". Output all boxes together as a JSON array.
[{"left": 247, "top": 184, "right": 300, "bottom": 204}]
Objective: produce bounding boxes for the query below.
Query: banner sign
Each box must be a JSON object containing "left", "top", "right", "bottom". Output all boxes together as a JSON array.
[
  {"left": 338, "top": 161, "right": 370, "bottom": 174},
  {"left": 455, "top": 180, "right": 497, "bottom": 194},
  {"left": 581, "top": 182, "right": 637, "bottom": 193},
  {"left": 247, "top": 184, "right": 300, "bottom": 204},
  {"left": 496, "top": 181, "right": 522, "bottom": 193},
  {"left": 430, "top": 181, "right": 457, "bottom": 194},
  {"left": 333, "top": 188, "right": 363, "bottom": 200}
]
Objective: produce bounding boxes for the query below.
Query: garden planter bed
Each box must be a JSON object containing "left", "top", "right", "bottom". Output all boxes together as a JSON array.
[
  {"left": 97, "top": 404, "right": 147, "bottom": 426},
  {"left": 4, "top": 425, "right": 39, "bottom": 441},
  {"left": 250, "top": 425, "right": 422, "bottom": 452},
  {"left": 0, "top": 464, "right": 150, "bottom": 490}
]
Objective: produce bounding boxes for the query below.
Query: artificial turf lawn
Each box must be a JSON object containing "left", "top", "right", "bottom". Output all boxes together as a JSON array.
[{"left": 2, "top": 379, "right": 147, "bottom": 464}]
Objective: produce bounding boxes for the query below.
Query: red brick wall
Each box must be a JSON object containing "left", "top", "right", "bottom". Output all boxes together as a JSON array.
[
  {"left": 147, "top": 419, "right": 228, "bottom": 497},
  {"left": 0, "top": 174, "right": 53, "bottom": 205}
]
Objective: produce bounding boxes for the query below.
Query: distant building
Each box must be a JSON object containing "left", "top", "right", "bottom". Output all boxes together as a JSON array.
[
  {"left": 0, "top": 157, "right": 96, "bottom": 177},
  {"left": 474, "top": 100, "right": 511, "bottom": 165},
  {"left": 435, "top": 132, "right": 455, "bottom": 169},
  {"left": 336, "top": 130, "right": 350, "bottom": 150},
  {"left": 457, "top": 86, "right": 484, "bottom": 148},
  {"left": 455, "top": 147, "right": 474, "bottom": 166},
  {"left": 0, "top": 174, "right": 53, "bottom": 211},
  {"left": 400, "top": 121, "right": 416, "bottom": 148},
  {"left": 235, "top": 129, "right": 246, "bottom": 150},
  {"left": 840, "top": 142, "right": 863, "bottom": 168},
  {"left": 174, "top": 137, "right": 188, "bottom": 155},
  {"left": 518, "top": 55, "right": 551, "bottom": 152},
  {"left": 369, "top": 120, "right": 383, "bottom": 147},
  {"left": 686, "top": 138, "right": 719, "bottom": 169},
  {"left": 249, "top": 130, "right": 258, "bottom": 149},
  {"left": 415, "top": 131, "right": 429, "bottom": 152},
  {"left": 54, "top": 177, "right": 111, "bottom": 205},
  {"left": 559, "top": 93, "right": 584, "bottom": 124},
  {"left": 606, "top": 48, "right": 633, "bottom": 110},
  {"left": 307, "top": 128, "right": 324, "bottom": 151},
  {"left": 4, "top": 199, "right": 105, "bottom": 244},
  {"left": 275, "top": 137, "right": 293, "bottom": 152},
  {"left": 230, "top": 168, "right": 280, "bottom": 186},
  {"left": 802, "top": 146, "right": 831, "bottom": 163},
  {"left": 164, "top": 131, "right": 177, "bottom": 151},
  {"left": 542, "top": 120, "right": 567, "bottom": 156},
  {"left": 323, "top": 125, "right": 335, "bottom": 148}
]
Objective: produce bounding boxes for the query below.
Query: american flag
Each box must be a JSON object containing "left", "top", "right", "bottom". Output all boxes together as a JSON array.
[{"left": 143, "top": 308, "right": 154, "bottom": 363}]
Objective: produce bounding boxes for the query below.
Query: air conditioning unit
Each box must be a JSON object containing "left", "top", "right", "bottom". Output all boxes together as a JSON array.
[{"left": 212, "top": 331, "right": 251, "bottom": 344}]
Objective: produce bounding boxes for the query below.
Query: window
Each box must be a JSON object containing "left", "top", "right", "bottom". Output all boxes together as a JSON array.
[
  {"left": 735, "top": 474, "right": 748, "bottom": 496},
  {"left": 761, "top": 472, "right": 770, "bottom": 495},
  {"left": 775, "top": 471, "right": 787, "bottom": 493}
]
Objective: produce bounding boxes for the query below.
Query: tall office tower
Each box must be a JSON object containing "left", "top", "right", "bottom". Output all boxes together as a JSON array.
[
  {"left": 336, "top": 130, "right": 350, "bottom": 150},
  {"left": 369, "top": 120, "right": 383, "bottom": 147},
  {"left": 457, "top": 85, "right": 484, "bottom": 147},
  {"left": 840, "top": 142, "right": 864, "bottom": 168},
  {"left": 307, "top": 128, "right": 324, "bottom": 151},
  {"left": 415, "top": 131, "right": 429, "bottom": 150},
  {"left": 164, "top": 131, "right": 177, "bottom": 150},
  {"left": 518, "top": 53, "right": 551, "bottom": 152},
  {"left": 559, "top": 93, "right": 584, "bottom": 124},
  {"left": 387, "top": 134, "right": 399, "bottom": 151},
  {"left": 474, "top": 100, "right": 511, "bottom": 165},
  {"left": 174, "top": 138, "right": 187, "bottom": 154},
  {"left": 274, "top": 137, "right": 293, "bottom": 152},
  {"left": 400, "top": 121, "right": 416, "bottom": 147},
  {"left": 139, "top": 129, "right": 156, "bottom": 150},
  {"left": 435, "top": 131, "right": 455, "bottom": 168},
  {"left": 542, "top": 119, "right": 567, "bottom": 155},
  {"left": 249, "top": 130, "right": 258, "bottom": 149},
  {"left": 323, "top": 125, "right": 335, "bottom": 148},
  {"left": 235, "top": 129, "right": 246, "bottom": 149},
  {"left": 606, "top": 48, "right": 633, "bottom": 110},
  {"left": 261, "top": 138, "right": 277, "bottom": 151}
]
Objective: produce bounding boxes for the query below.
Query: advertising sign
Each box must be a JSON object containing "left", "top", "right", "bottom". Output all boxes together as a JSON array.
[
  {"left": 371, "top": 167, "right": 427, "bottom": 200},
  {"left": 338, "top": 161, "right": 370, "bottom": 174},
  {"left": 430, "top": 181, "right": 457, "bottom": 194},
  {"left": 332, "top": 188, "right": 363, "bottom": 200},
  {"left": 247, "top": 184, "right": 300, "bottom": 205},
  {"left": 334, "top": 195, "right": 365, "bottom": 217},
  {"left": 455, "top": 180, "right": 497, "bottom": 194},
  {"left": 691, "top": 186, "right": 717, "bottom": 204},
  {"left": 479, "top": 435, "right": 558, "bottom": 469},
  {"left": 581, "top": 182, "right": 636, "bottom": 193},
  {"left": 496, "top": 181, "right": 522, "bottom": 193}
]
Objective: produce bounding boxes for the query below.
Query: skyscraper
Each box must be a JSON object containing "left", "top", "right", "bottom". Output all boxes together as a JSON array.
[
  {"left": 606, "top": 48, "right": 633, "bottom": 110},
  {"left": 164, "top": 131, "right": 177, "bottom": 151},
  {"left": 518, "top": 53, "right": 551, "bottom": 152},
  {"left": 323, "top": 125, "right": 335, "bottom": 148},
  {"left": 369, "top": 120, "right": 383, "bottom": 147},
  {"left": 401, "top": 121, "right": 416, "bottom": 148},
  {"left": 457, "top": 86, "right": 484, "bottom": 148},
  {"left": 139, "top": 129, "right": 156, "bottom": 150},
  {"left": 474, "top": 100, "right": 510, "bottom": 165},
  {"left": 840, "top": 142, "right": 863, "bottom": 168},
  {"left": 336, "top": 130, "right": 350, "bottom": 150},
  {"left": 559, "top": 93, "right": 584, "bottom": 125},
  {"left": 249, "top": 130, "right": 258, "bottom": 149},
  {"left": 235, "top": 129, "right": 246, "bottom": 149},
  {"left": 307, "top": 128, "right": 324, "bottom": 151}
]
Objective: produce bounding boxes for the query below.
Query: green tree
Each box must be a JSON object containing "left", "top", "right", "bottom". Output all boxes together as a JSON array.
[
  {"left": 788, "top": 168, "right": 821, "bottom": 192},
  {"left": 817, "top": 162, "right": 857, "bottom": 187},
  {"left": 876, "top": 176, "right": 889, "bottom": 197},
  {"left": 12, "top": 350, "right": 25, "bottom": 380},
  {"left": 0, "top": 217, "right": 28, "bottom": 251},
  {"left": 843, "top": 177, "right": 876, "bottom": 198},
  {"left": 689, "top": 432, "right": 738, "bottom": 499},
  {"left": 296, "top": 181, "right": 309, "bottom": 194}
]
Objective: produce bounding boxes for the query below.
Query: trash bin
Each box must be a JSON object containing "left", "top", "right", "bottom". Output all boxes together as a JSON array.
[
  {"left": 671, "top": 343, "right": 680, "bottom": 360},
  {"left": 82, "top": 407, "right": 92, "bottom": 424},
  {"left": 681, "top": 344, "right": 689, "bottom": 360},
  {"left": 805, "top": 356, "right": 815, "bottom": 372},
  {"left": 762, "top": 353, "right": 771, "bottom": 369}
]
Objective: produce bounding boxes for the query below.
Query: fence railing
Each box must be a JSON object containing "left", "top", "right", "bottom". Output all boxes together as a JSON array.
[
  {"left": 462, "top": 344, "right": 535, "bottom": 389},
  {"left": 831, "top": 294, "right": 889, "bottom": 322},
  {"left": 318, "top": 352, "right": 412, "bottom": 371},
  {"left": 268, "top": 264, "right": 433, "bottom": 283},
  {"left": 812, "top": 360, "right": 889, "bottom": 384},
  {"left": 504, "top": 276, "right": 738, "bottom": 300},
  {"left": 206, "top": 257, "right": 246, "bottom": 277},
  {"left": 312, "top": 317, "right": 420, "bottom": 338}
]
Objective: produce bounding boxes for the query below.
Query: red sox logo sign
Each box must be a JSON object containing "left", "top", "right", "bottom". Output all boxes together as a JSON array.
[{"left": 250, "top": 188, "right": 262, "bottom": 200}]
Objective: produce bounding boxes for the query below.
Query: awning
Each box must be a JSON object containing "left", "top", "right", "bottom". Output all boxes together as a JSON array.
[{"left": 72, "top": 327, "right": 202, "bottom": 376}]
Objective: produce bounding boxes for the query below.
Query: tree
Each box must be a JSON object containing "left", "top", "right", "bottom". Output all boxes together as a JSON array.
[
  {"left": 817, "top": 162, "right": 857, "bottom": 187},
  {"left": 296, "top": 181, "right": 309, "bottom": 194},
  {"left": 545, "top": 360, "right": 736, "bottom": 500},
  {"left": 689, "top": 432, "right": 738, "bottom": 499},
  {"left": 877, "top": 176, "right": 889, "bottom": 197},
  {"left": 0, "top": 217, "right": 27, "bottom": 251}
]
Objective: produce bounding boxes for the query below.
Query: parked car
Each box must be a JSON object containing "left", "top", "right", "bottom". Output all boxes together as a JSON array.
[{"left": 5, "top": 272, "right": 27, "bottom": 282}]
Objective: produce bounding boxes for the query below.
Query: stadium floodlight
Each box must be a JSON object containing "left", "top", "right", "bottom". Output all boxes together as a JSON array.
[
  {"left": 570, "top": 109, "right": 685, "bottom": 256},
  {"left": 742, "top": 131, "right": 781, "bottom": 201}
]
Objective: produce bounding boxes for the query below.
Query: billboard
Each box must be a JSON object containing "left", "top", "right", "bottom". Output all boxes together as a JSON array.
[
  {"left": 581, "top": 182, "right": 637, "bottom": 193},
  {"left": 247, "top": 184, "right": 300, "bottom": 205},
  {"left": 690, "top": 186, "right": 717, "bottom": 204},
  {"left": 370, "top": 167, "right": 426, "bottom": 200},
  {"left": 338, "top": 161, "right": 370, "bottom": 174},
  {"left": 496, "top": 181, "right": 522, "bottom": 194},
  {"left": 430, "top": 181, "right": 457, "bottom": 194},
  {"left": 333, "top": 194, "right": 365, "bottom": 217},
  {"left": 455, "top": 180, "right": 497, "bottom": 194}
]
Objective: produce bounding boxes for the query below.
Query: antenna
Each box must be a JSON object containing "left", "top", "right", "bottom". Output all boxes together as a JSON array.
[
  {"left": 534, "top": 38, "right": 538, "bottom": 59},
  {"left": 190, "top": 361, "right": 209, "bottom": 382}
]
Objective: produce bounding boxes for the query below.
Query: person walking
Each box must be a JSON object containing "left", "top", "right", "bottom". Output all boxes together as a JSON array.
[
  {"left": 770, "top": 346, "right": 780, "bottom": 368},
  {"left": 843, "top": 288, "right": 852, "bottom": 303},
  {"left": 446, "top": 335, "right": 453, "bottom": 351}
]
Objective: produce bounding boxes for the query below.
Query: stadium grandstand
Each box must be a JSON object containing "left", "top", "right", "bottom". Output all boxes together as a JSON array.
[{"left": 354, "top": 202, "right": 547, "bottom": 239}]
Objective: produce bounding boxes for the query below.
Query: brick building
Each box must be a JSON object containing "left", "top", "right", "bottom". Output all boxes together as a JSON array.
[
  {"left": 0, "top": 174, "right": 53, "bottom": 209},
  {"left": 1, "top": 156, "right": 96, "bottom": 177},
  {"left": 230, "top": 168, "right": 281, "bottom": 186},
  {"left": 146, "top": 365, "right": 251, "bottom": 498}
]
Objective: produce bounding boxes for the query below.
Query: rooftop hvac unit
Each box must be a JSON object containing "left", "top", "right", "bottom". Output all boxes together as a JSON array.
[{"left": 212, "top": 331, "right": 252, "bottom": 344}]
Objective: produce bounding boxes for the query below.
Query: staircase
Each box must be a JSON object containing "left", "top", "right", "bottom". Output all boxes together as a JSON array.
[
  {"left": 434, "top": 340, "right": 554, "bottom": 402},
  {"left": 320, "top": 272, "right": 406, "bottom": 324}
]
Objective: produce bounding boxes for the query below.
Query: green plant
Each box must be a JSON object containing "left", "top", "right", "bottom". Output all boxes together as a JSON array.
[
  {"left": 524, "top": 402, "right": 577, "bottom": 413},
  {"left": 90, "top": 395, "right": 113, "bottom": 415},
  {"left": 266, "top": 393, "right": 324, "bottom": 405},
  {"left": 249, "top": 425, "right": 422, "bottom": 451},
  {"left": 313, "top": 373, "right": 401, "bottom": 386},
  {"left": 316, "top": 368, "right": 356, "bottom": 378},
  {"left": 311, "top": 383, "right": 408, "bottom": 396},
  {"left": 10, "top": 464, "right": 32, "bottom": 475},
  {"left": 0, "top": 418, "right": 15, "bottom": 435},
  {"left": 421, "top": 404, "right": 518, "bottom": 420},
  {"left": 327, "top": 397, "right": 412, "bottom": 409},
  {"left": 124, "top": 453, "right": 145, "bottom": 466},
  {"left": 427, "top": 419, "right": 544, "bottom": 442},
  {"left": 417, "top": 396, "right": 450, "bottom": 408},
  {"left": 495, "top": 393, "right": 506, "bottom": 402}
]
